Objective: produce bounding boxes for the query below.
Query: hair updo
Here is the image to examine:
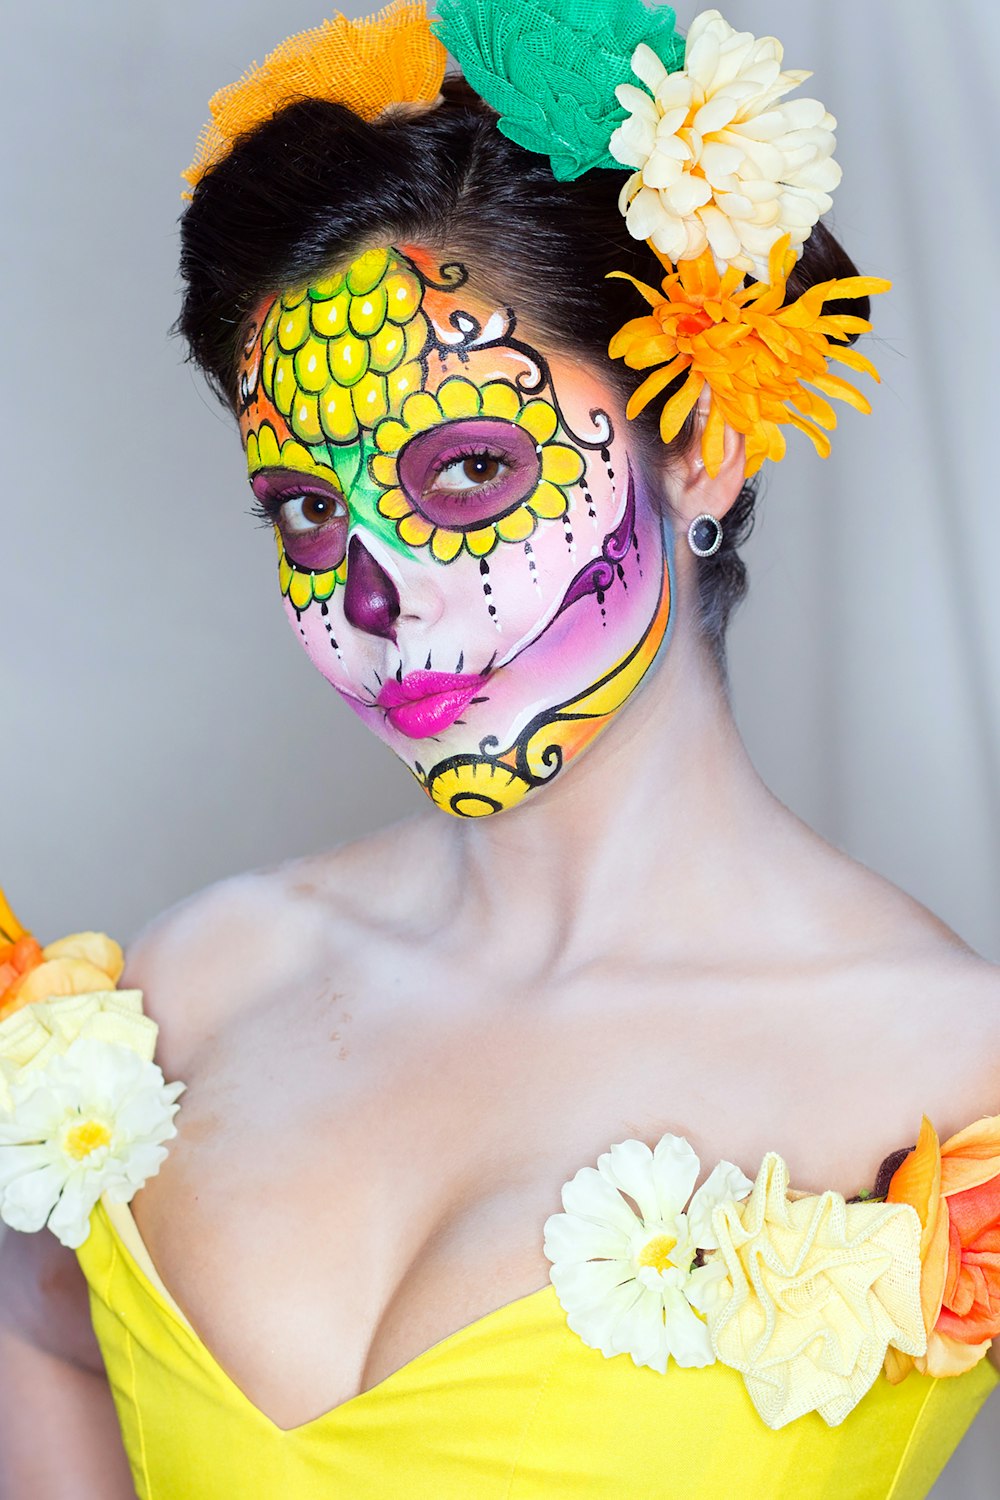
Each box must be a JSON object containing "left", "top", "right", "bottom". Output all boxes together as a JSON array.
[{"left": 176, "top": 75, "right": 870, "bottom": 675}]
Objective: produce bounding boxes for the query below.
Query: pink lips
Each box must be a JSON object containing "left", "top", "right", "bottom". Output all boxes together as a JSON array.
[{"left": 376, "top": 670, "right": 487, "bottom": 739}]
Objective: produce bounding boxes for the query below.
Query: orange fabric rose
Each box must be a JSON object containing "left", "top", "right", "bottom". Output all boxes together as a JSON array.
[
  {"left": 886, "top": 1112, "right": 1000, "bottom": 1380},
  {"left": 0, "top": 889, "right": 124, "bottom": 1023}
]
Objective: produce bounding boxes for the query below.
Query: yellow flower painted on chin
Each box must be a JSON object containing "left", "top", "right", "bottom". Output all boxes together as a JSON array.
[
  {"left": 246, "top": 422, "right": 347, "bottom": 610},
  {"left": 707, "top": 1153, "right": 926, "bottom": 1429},
  {"left": 370, "top": 375, "right": 585, "bottom": 562}
]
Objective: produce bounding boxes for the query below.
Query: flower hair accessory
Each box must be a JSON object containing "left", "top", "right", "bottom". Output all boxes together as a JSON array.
[
  {"left": 182, "top": 0, "right": 891, "bottom": 476},
  {"left": 608, "top": 9, "right": 841, "bottom": 281},
  {"left": 437, "top": 0, "right": 891, "bottom": 476},
  {"left": 182, "top": 0, "right": 447, "bottom": 196},
  {"left": 608, "top": 235, "right": 888, "bottom": 477},
  {"left": 434, "top": 0, "right": 685, "bottom": 181}
]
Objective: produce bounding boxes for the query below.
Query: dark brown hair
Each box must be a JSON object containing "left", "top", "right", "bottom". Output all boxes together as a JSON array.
[{"left": 176, "top": 76, "right": 869, "bottom": 672}]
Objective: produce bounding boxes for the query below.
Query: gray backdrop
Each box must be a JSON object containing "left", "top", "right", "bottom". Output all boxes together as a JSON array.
[{"left": 2, "top": 2, "right": 997, "bottom": 1490}]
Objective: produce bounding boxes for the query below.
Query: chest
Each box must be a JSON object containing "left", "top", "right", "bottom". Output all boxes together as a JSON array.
[{"left": 130, "top": 966, "right": 939, "bottom": 1429}]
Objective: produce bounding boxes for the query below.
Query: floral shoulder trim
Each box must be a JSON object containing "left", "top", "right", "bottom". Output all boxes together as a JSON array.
[
  {"left": 544, "top": 1118, "right": 1000, "bottom": 1430},
  {"left": 0, "top": 890, "right": 184, "bottom": 1250}
]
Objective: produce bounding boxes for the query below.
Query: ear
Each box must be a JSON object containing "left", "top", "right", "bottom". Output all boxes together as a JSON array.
[{"left": 669, "top": 398, "right": 747, "bottom": 536}]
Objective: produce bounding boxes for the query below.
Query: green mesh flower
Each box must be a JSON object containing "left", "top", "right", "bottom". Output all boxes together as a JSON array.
[{"left": 433, "top": 0, "right": 685, "bottom": 181}]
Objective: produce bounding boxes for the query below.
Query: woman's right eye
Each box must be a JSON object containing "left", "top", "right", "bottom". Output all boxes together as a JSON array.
[{"left": 278, "top": 492, "right": 347, "bottom": 533}]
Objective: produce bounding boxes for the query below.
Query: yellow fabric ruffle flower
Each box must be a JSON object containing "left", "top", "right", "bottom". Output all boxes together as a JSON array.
[
  {"left": 0, "top": 989, "right": 157, "bottom": 1115},
  {"left": 0, "top": 889, "right": 124, "bottom": 1026},
  {"left": 707, "top": 1152, "right": 926, "bottom": 1429},
  {"left": 245, "top": 423, "right": 348, "bottom": 610},
  {"left": 371, "top": 375, "right": 584, "bottom": 561},
  {"left": 608, "top": 233, "right": 891, "bottom": 478}
]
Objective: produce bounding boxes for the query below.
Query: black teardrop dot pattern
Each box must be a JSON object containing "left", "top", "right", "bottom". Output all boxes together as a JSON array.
[
  {"left": 524, "top": 539, "right": 541, "bottom": 592},
  {"left": 480, "top": 555, "right": 499, "bottom": 628},
  {"left": 319, "top": 601, "right": 343, "bottom": 660}
]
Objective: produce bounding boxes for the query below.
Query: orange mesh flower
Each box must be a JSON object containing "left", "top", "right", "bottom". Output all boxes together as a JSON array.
[
  {"left": 182, "top": 0, "right": 447, "bottom": 196},
  {"left": 608, "top": 234, "right": 891, "bottom": 478},
  {"left": 885, "top": 1113, "right": 1000, "bottom": 1381},
  {"left": 0, "top": 889, "right": 124, "bottom": 1024}
]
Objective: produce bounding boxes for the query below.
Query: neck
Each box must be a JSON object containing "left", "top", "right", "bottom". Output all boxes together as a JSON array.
[{"left": 439, "top": 615, "right": 831, "bottom": 980}]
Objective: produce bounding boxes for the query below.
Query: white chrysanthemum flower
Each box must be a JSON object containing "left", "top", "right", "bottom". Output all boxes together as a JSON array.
[
  {"left": 0, "top": 1037, "right": 184, "bottom": 1249},
  {"left": 609, "top": 8, "right": 841, "bottom": 281},
  {"left": 543, "top": 1134, "right": 753, "bottom": 1373}
]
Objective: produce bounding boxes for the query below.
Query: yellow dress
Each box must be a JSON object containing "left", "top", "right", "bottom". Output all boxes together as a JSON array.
[
  {"left": 0, "top": 904, "right": 996, "bottom": 1500},
  {"left": 74, "top": 1196, "right": 996, "bottom": 1500}
]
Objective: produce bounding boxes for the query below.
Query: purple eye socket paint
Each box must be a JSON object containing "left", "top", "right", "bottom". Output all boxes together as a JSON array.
[
  {"left": 397, "top": 419, "right": 541, "bottom": 528},
  {"left": 251, "top": 470, "right": 349, "bottom": 572}
]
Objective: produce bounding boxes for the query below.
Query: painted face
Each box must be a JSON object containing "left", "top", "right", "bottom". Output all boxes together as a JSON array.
[{"left": 237, "top": 245, "right": 675, "bottom": 818}]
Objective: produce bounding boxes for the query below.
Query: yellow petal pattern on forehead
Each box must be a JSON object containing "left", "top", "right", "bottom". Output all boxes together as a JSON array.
[{"left": 182, "top": 0, "right": 447, "bottom": 196}]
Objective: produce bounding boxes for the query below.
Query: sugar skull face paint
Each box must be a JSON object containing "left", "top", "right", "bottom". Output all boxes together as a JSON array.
[{"left": 238, "top": 245, "right": 675, "bottom": 817}]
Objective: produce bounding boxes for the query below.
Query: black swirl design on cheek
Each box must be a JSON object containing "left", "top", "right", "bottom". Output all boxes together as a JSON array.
[{"left": 555, "top": 463, "right": 637, "bottom": 618}]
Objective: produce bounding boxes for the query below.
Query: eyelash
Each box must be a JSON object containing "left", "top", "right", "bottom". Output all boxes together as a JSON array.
[
  {"left": 432, "top": 446, "right": 512, "bottom": 484},
  {"left": 248, "top": 496, "right": 281, "bottom": 528},
  {"left": 247, "top": 493, "right": 345, "bottom": 527}
]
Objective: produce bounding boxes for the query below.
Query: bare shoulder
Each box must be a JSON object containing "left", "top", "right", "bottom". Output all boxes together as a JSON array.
[
  {"left": 859, "top": 934, "right": 1000, "bottom": 1138},
  {"left": 121, "top": 811, "right": 441, "bottom": 1078},
  {"left": 926, "top": 946, "right": 1000, "bottom": 1110}
]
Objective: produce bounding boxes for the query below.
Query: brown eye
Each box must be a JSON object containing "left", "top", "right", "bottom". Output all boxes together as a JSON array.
[
  {"left": 279, "top": 491, "right": 347, "bottom": 534},
  {"left": 300, "top": 493, "right": 337, "bottom": 525},
  {"left": 433, "top": 452, "right": 506, "bottom": 494},
  {"left": 462, "top": 455, "right": 500, "bottom": 484}
]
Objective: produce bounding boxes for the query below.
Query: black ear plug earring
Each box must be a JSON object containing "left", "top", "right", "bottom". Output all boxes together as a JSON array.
[{"left": 687, "top": 514, "right": 723, "bottom": 557}]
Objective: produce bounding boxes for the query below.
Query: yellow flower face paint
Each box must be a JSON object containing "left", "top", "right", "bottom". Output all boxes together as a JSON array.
[{"left": 238, "top": 244, "right": 676, "bottom": 817}]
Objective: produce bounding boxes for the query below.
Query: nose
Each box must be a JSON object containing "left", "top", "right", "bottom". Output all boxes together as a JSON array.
[{"left": 343, "top": 535, "right": 400, "bottom": 641}]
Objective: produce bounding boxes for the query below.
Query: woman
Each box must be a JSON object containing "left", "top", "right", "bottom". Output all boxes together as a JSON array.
[{"left": 1, "top": 2, "right": 998, "bottom": 1496}]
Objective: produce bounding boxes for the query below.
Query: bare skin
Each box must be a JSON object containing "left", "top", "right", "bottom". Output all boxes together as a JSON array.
[{"left": 2, "top": 416, "right": 998, "bottom": 1474}]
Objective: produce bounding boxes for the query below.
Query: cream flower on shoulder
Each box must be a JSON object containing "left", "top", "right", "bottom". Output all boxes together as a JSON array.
[
  {"left": 0, "top": 988, "right": 157, "bottom": 1113},
  {"left": 0, "top": 1036, "right": 184, "bottom": 1249},
  {"left": 543, "top": 1133, "right": 753, "bottom": 1373},
  {"left": 609, "top": 8, "right": 841, "bottom": 281},
  {"left": 707, "top": 1153, "right": 926, "bottom": 1429}
]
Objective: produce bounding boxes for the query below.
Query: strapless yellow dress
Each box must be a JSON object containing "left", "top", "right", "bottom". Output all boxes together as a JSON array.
[
  {"left": 74, "top": 1196, "right": 996, "bottom": 1500},
  {"left": 0, "top": 900, "right": 997, "bottom": 1500}
]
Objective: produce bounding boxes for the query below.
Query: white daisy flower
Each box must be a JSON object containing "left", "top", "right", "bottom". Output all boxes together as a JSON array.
[
  {"left": 0, "top": 1036, "right": 184, "bottom": 1249},
  {"left": 609, "top": 8, "right": 841, "bottom": 281},
  {"left": 543, "top": 1133, "right": 753, "bottom": 1372}
]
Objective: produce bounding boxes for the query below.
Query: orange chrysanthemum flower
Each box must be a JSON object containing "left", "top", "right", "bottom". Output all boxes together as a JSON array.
[
  {"left": 182, "top": 0, "right": 447, "bottom": 195},
  {"left": 608, "top": 234, "right": 891, "bottom": 478},
  {"left": 885, "top": 1113, "right": 1000, "bottom": 1382}
]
